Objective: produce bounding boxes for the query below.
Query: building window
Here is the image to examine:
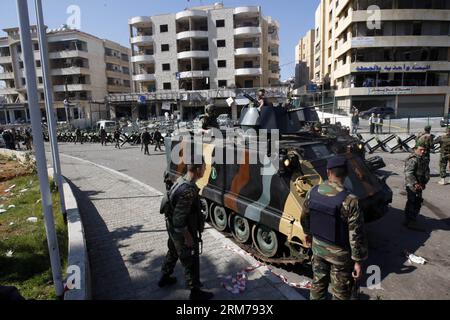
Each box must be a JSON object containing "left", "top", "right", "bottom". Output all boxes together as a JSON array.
[
  {"left": 163, "top": 82, "right": 171, "bottom": 90},
  {"left": 160, "top": 24, "right": 168, "bottom": 33},
  {"left": 161, "top": 44, "right": 169, "bottom": 52},
  {"left": 218, "top": 80, "right": 227, "bottom": 87},
  {"left": 34, "top": 43, "right": 39, "bottom": 51},
  {"left": 38, "top": 77, "right": 43, "bottom": 84},
  {"left": 217, "top": 40, "right": 226, "bottom": 48},
  {"left": 36, "top": 60, "right": 41, "bottom": 68},
  {"left": 19, "top": 61, "right": 24, "bottom": 69},
  {"left": 244, "top": 80, "right": 253, "bottom": 88},
  {"left": 216, "top": 20, "right": 225, "bottom": 28},
  {"left": 162, "top": 63, "right": 170, "bottom": 71},
  {"left": 218, "top": 60, "right": 226, "bottom": 68}
]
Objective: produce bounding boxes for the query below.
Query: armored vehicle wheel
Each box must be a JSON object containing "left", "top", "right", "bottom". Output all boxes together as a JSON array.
[
  {"left": 199, "top": 198, "right": 209, "bottom": 221},
  {"left": 252, "top": 225, "right": 279, "bottom": 258},
  {"left": 210, "top": 205, "right": 228, "bottom": 232},
  {"left": 230, "top": 215, "right": 251, "bottom": 244}
]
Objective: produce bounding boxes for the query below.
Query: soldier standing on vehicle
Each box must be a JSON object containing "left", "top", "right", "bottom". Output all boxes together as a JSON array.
[
  {"left": 202, "top": 104, "right": 219, "bottom": 131},
  {"left": 404, "top": 141, "right": 430, "bottom": 231},
  {"left": 416, "top": 125, "right": 435, "bottom": 166},
  {"left": 114, "top": 127, "right": 121, "bottom": 149},
  {"left": 434, "top": 127, "right": 450, "bottom": 185},
  {"left": 301, "top": 155, "right": 368, "bottom": 300},
  {"left": 142, "top": 128, "right": 151, "bottom": 155},
  {"left": 154, "top": 128, "right": 163, "bottom": 152},
  {"left": 100, "top": 127, "right": 107, "bottom": 146},
  {"left": 159, "top": 160, "right": 214, "bottom": 301}
]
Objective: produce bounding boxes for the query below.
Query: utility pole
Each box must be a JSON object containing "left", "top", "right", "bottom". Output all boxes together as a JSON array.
[
  {"left": 16, "top": 0, "right": 63, "bottom": 298},
  {"left": 35, "top": 0, "right": 66, "bottom": 217}
]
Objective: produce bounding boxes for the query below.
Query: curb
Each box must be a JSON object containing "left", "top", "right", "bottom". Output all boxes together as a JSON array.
[{"left": 60, "top": 153, "right": 305, "bottom": 301}]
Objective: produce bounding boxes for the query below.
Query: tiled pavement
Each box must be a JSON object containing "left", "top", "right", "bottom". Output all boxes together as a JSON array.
[{"left": 59, "top": 153, "right": 304, "bottom": 300}]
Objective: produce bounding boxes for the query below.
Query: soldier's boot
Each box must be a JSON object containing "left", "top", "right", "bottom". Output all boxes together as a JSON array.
[
  {"left": 438, "top": 178, "right": 446, "bottom": 185},
  {"left": 405, "top": 220, "right": 426, "bottom": 232},
  {"left": 158, "top": 275, "right": 177, "bottom": 288},
  {"left": 189, "top": 288, "right": 214, "bottom": 301}
]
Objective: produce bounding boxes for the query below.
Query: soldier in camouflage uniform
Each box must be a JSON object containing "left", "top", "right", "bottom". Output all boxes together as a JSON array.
[
  {"left": 301, "top": 156, "right": 368, "bottom": 300},
  {"left": 404, "top": 141, "right": 430, "bottom": 231},
  {"left": 159, "top": 160, "right": 214, "bottom": 301},
  {"left": 434, "top": 127, "right": 450, "bottom": 185},
  {"left": 416, "top": 125, "right": 435, "bottom": 166}
]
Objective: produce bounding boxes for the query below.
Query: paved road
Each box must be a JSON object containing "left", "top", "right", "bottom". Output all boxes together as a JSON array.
[
  {"left": 53, "top": 146, "right": 301, "bottom": 300},
  {"left": 52, "top": 141, "right": 450, "bottom": 300}
]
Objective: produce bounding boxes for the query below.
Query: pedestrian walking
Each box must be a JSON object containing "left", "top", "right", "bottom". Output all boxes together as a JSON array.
[
  {"left": 24, "top": 130, "right": 32, "bottom": 150},
  {"left": 369, "top": 113, "right": 376, "bottom": 135},
  {"left": 154, "top": 128, "right": 163, "bottom": 152},
  {"left": 114, "top": 127, "right": 121, "bottom": 149},
  {"left": 142, "top": 128, "right": 151, "bottom": 155},
  {"left": 301, "top": 155, "right": 367, "bottom": 300},
  {"left": 75, "top": 128, "right": 83, "bottom": 145},
  {"left": 100, "top": 127, "right": 107, "bottom": 146},
  {"left": 159, "top": 159, "right": 214, "bottom": 301},
  {"left": 375, "top": 114, "right": 383, "bottom": 134},
  {"left": 351, "top": 110, "right": 360, "bottom": 135},
  {"left": 434, "top": 127, "right": 450, "bottom": 185},
  {"left": 404, "top": 141, "right": 430, "bottom": 231}
]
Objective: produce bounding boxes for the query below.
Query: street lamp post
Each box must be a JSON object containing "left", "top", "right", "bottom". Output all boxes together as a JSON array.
[
  {"left": 35, "top": 0, "right": 66, "bottom": 217},
  {"left": 16, "top": 0, "right": 63, "bottom": 298}
]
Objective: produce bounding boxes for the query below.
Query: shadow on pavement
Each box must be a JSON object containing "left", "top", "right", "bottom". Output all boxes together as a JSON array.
[{"left": 67, "top": 180, "right": 134, "bottom": 300}]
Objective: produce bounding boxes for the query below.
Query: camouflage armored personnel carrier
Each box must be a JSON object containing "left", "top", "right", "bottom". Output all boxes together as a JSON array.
[{"left": 164, "top": 99, "right": 392, "bottom": 264}]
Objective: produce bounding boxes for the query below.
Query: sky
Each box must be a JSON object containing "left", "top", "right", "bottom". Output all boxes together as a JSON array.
[{"left": 0, "top": 0, "right": 319, "bottom": 80}]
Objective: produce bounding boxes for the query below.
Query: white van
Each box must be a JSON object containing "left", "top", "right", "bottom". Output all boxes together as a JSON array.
[{"left": 96, "top": 121, "right": 117, "bottom": 133}]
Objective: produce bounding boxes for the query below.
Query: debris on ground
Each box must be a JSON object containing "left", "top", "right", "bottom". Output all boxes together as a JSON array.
[
  {"left": 8, "top": 205, "right": 15, "bottom": 209},
  {"left": 407, "top": 253, "right": 427, "bottom": 265},
  {"left": 26, "top": 217, "right": 38, "bottom": 223},
  {"left": 0, "top": 209, "right": 7, "bottom": 214},
  {"left": 5, "top": 250, "right": 14, "bottom": 258}
]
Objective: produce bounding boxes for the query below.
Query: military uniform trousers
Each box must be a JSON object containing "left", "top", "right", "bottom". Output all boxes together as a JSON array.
[
  {"left": 440, "top": 154, "right": 449, "bottom": 178},
  {"left": 311, "top": 255, "right": 354, "bottom": 300},
  {"left": 404, "top": 188, "right": 423, "bottom": 222},
  {"left": 161, "top": 221, "right": 201, "bottom": 290}
]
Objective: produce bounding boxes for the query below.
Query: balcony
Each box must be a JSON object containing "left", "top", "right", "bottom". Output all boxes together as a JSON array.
[
  {"left": 131, "top": 55, "right": 155, "bottom": 64},
  {"left": 269, "top": 54, "right": 280, "bottom": 62},
  {"left": 0, "top": 56, "right": 12, "bottom": 63},
  {"left": 351, "top": 9, "right": 450, "bottom": 23},
  {"left": 235, "top": 67, "right": 262, "bottom": 76},
  {"left": 0, "top": 72, "right": 14, "bottom": 80},
  {"left": 234, "top": 27, "right": 262, "bottom": 38},
  {"left": 235, "top": 48, "right": 262, "bottom": 57},
  {"left": 234, "top": 6, "right": 260, "bottom": 16},
  {"left": 177, "top": 70, "right": 210, "bottom": 79},
  {"left": 0, "top": 88, "right": 17, "bottom": 95},
  {"left": 51, "top": 67, "right": 90, "bottom": 76},
  {"left": 176, "top": 31, "right": 208, "bottom": 41},
  {"left": 133, "top": 74, "right": 156, "bottom": 82},
  {"left": 177, "top": 50, "right": 209, "bottom": 60},
  {"left": 49, "top": 50, "right": 89, "bottom": 60},
  {"left": 176, "top": 10, "right": 207, "bottom": 20},
  {"left": 350, "top": 36, "right": 450, "bottom": 50},
  {"left": 269, "top": 35, "right": 280, "bottom": 45},
  {"left": 131, "top": 36, "right": 154, "bottom": 45},
  {"left": 129, "top": 16, "right": 152, "bottom": 27},
  {"left": 53, "top": 84, "right": 92, "bottom": 92}
]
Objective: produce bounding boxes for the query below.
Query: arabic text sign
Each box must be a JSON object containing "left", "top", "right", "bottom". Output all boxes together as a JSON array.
[
  {"left": 355, "top": 64, "right": 432, "bottom": 73},
  {"left": 368, "top": 87, "right": 413, "bottom": 95}
]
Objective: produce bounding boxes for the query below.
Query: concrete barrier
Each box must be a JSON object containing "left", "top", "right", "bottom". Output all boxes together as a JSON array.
[{"left": 1, "top": 148, "right": 91, "bottom": 300}]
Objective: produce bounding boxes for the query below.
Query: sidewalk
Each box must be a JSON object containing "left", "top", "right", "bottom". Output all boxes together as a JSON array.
[{"left": 59, "top": 153, "right": 305, "bottom": 300}]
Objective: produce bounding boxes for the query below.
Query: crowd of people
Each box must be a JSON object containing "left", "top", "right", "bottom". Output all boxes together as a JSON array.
[{"left": 0, "top": 127, "right": 33, "bottom": 151}]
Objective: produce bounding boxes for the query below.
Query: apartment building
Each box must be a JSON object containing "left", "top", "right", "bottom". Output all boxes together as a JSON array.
[
  {"left": 306, "top": 0, "right": 450, "bottom": 117},
  {"left": 128, "top": 3, "right": 280, "bottom": 100},
  {"left": 295, "top": 29, "right": 315, "bottom": 88},
  {"left": 0, "top": 26, "right": 132, "bottom": 125}
]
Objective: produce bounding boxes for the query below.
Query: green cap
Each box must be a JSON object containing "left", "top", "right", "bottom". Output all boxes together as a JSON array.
[
  {"left": 416, "top": 139, "right": 427, "bottom": 148},
  {"left": 424, "top": 125, "right": 432, "bottom": 132}
]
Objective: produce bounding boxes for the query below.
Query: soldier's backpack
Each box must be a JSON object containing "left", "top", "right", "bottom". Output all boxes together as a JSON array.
[{"left": 159, "top": 181, "right": 189, "bottom": 216}]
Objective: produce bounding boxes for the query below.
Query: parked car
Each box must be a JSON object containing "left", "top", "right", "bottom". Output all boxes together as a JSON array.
[
  {"left": 360, "top": 107, "right": 395, "bottom": 120},
  {"left": 441, "top": 115, "right": 450, "bottom": 127}
]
